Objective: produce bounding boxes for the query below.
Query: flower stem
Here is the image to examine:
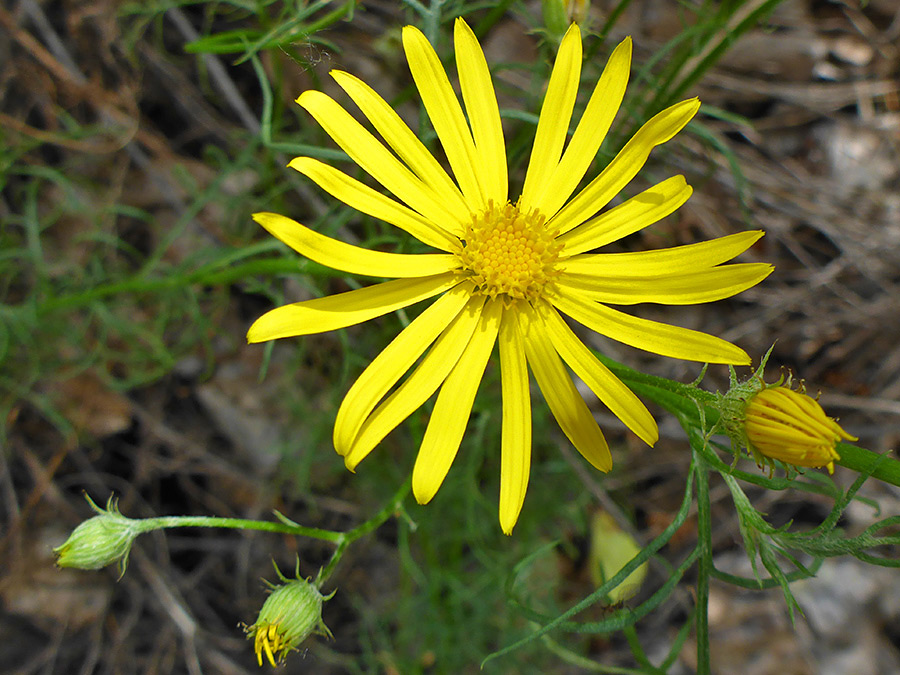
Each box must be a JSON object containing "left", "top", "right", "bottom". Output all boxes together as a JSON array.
[
  {"left": 693, "top": 455, "right": 712, "bottom": 675},
  {"left": 835, "top": 444, "right": 900, "bottom": 488},
  {"left": 136, "top": 515, "right": 344, "bottom": 542},
  {"left": 126, "top": 478, "right": 413, "bottom": 585},
  {"left": 598, "top": 351, "right": 900, "bottom": 489},
  {"left": 316, "top": 478, "right": 412, "bottom": 586}
]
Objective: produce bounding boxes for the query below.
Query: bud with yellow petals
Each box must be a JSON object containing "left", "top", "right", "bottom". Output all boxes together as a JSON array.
[
  {"left": 245, "top": 563, "right": 333, "bottom": 667},
  {"left": 744, "top": 385, "right": 856, "bottom": 474}
]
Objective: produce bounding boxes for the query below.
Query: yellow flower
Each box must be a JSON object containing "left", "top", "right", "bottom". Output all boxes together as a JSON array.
[
  {"left": 248, "top": 20, "right": 772, "bottom": 533},
  {"left": 745, "top": 386, "right": 856, "bottom": 474}
]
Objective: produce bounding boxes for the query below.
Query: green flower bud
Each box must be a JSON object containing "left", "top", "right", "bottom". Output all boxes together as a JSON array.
[
  {"left": 542, "top": 0, "right": 570, "bottom": 37},
  {"left": 543, "top": 0, "right": 591, "bottom": 38},
  {"left": 246, "top": 563, "right": 333, "bottom": 667},
  {"left": 54, "top": 496, "right": 140, "bottom": 575}
]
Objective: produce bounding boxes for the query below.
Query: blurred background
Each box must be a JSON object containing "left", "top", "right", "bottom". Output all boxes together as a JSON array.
[{"left": 2, "top": 0, "right": 899, "bottom": 672}]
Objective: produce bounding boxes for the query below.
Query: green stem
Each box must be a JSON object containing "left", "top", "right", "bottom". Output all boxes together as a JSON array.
[
  {"left": 541, "top": 629, "right": 653, "bottom": 675},
  {"left": 127, "top": 479, "right": 412, "bottom": 586},
  {"left": 598, "top": 353, "right": 900, "bottom": 489},
  {"left": 835, "top": 444, "right": 900, "bottom": 488},
  {"left": 694, "top": 455, "right": 712, "bottom": 675},
  {"left": 137, "top": 515, "right": 343, "bottom": 543},
  {"left": 302, "top": 0, "right": 357, "bottom": 36},
  {"left": 595, "top": 0, "right": 636, "bottom": 45},
  {"left": 316, "top": 478, "right": 412, "bottom": 585}
]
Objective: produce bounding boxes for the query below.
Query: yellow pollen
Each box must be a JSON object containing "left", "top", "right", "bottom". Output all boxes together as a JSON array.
[{"left": 457, "top": 202, "right": 562, "bottom": 301}]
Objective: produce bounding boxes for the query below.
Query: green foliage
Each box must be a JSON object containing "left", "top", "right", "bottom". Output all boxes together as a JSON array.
[{"left": 479, "top": 356, "right": 899, "bottom": 672}]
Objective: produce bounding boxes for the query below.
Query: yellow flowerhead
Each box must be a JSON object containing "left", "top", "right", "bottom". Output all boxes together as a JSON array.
[
  {"left": 248, "top": 19, "right": 772, "bottom": 533},
  {"left": 745, "top": 386, "right": 856, "bottom": 474}
]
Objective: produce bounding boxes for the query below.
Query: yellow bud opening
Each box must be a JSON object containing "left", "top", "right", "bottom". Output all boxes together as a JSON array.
[{"left": 745, "top": 386, "right": 856, "bottom": 474}]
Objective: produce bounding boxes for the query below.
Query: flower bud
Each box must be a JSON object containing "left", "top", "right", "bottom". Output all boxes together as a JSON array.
[
  {"left": 246, "top": 568, "right": 333, "bottom": 667},
  {"left": 744, "top": 386, "right": 856, "bottom": 474},
  {"left": 54, "top": 496, "right": 139, "bottom": 575},
  {"left": 542, "top": 0, "right": 569, "bottom": 37},
  {"left": 543, "top": 1, "right": 590, "bottom": 38},
  {"left": 588, "top": 511, "right": 647, "bottom": 603}
]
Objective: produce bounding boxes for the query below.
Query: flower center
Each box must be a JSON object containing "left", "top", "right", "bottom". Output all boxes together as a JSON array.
[{"left": 457, "top": 202, "right": 562, "bottom": 301}]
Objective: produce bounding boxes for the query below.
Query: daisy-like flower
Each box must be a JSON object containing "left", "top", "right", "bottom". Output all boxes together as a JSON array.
[{"left": 248, "top": 19, "right": 773, "bottom": 533}]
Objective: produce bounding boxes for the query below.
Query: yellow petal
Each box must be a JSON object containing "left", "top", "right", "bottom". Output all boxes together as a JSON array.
[
  {"left": 297, "top": 91, "right": 456, "bottom": 227},
  {"left": 550, "top": 290, "right": 750, "bottom": 365},
  {"left": 498, "top": 308, "right": 531, "bottom": 535},
  {"left": 749, "top": 418, "right": 836, "bottom": 448},
  {"left": 521, "top": 307, "right": 612, "bottom": 472},
  {"left": 253, "top": 212, "right": 459, "bottom": 278},
  {"left": 329, "top": 70, "right": 470, "bottom": 233},
  {"left": 333, "top": 283, "right": 473, "bottom": 454},
  {"left": 753, "top": 388, "right": 848, "bottom": 441},
  {"left": 342, "top": 295, "right": 486, "bottom": 469},
  {"left": 532, "top": 300, "right": 657, "bottom": 446},
  {"left": 556, "top": 263, "right": 774, "bottom": 305},
  {"left": 403, "top": 25, "right": 485, "bottom": 209},
  {"left": 289, "top": 157, "right": 458, "bottom": 251},
  {"left": 557, "top": 176, "right": 693, "bottom": 255},
  {"left": 247, "top": 274, "right": 459, "bottom": 343},
  {"left": 561, "top": 230, "right": 765, "bottom": 274},
  {"left": 533, "top": 37, "right": 632, "bottom": 217},
  {"left": 519, "top": 23, "right": 582, "bottom": 213},
  {"left": 550, "top": 98, "right": 701, "bottom": 235},
  {"left": 412, "top": 299, "right": 503, "bottom": 504},
  {"left": 454, "top": 18, "right": 507, "bottom": 205}
]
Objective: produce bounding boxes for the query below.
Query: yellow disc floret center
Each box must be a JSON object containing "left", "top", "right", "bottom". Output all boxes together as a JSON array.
[{"left": 458, "top": 202, "right": 562, "bottom": 301}]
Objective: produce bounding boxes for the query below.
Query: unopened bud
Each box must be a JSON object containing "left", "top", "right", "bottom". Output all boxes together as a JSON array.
[
  {"left": 246, "top": 564, "right": 333, "bottom": 667},
  {"left": 54, "top": 496, "right": 140, "bottom": 575},
  {"left": 542, "top": 0, "right": 569, "bottom": 37},
  {"left": 589, "top": 511, "right": 647, "bottom": 603},
  {"left": 543, "top": 0, "right": 591, "bottom": 36}
]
